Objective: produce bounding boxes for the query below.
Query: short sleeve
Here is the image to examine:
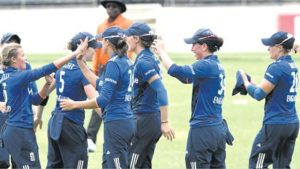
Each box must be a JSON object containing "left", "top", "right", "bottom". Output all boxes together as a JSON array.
[
  {"left": 264, "top": 63, "right": 281, "bottom": 85},
  {"left": 136, "top": 60, "right": 158, "bottom": 82}
]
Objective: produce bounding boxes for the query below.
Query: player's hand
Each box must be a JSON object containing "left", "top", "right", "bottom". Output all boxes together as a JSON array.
[
  {"left": 34, "top": 118, "right": 43, "bottom": 132},
  {"left": 45, "top": 74, "right": 54, "bottom": 85},
  {"left": 161, "top": 122, "right": 175, "bottom": 141},
  {"left": 152, "top": 39, "right": 166, "bottom": 60},
  {"left": 294, "top": 44, "right": 300, "bottom": 54},
  {"left": 60, "top": 99, "right": 76, "bottom": 111},
  {"left": 75, "top": 38, "right": 89, "bottom": 60},
  {"left": 0, "top": 102, "right": 8, "bottom": 113}
]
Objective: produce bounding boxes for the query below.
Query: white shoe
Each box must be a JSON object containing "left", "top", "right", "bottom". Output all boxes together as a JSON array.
[{"left": 87, "top": 138, "right": 96, "bottom": 152}]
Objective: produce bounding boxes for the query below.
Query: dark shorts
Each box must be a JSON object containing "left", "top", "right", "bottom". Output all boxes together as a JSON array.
[
  {"left": 185, "top": 124, "right": 226, "bottom": 169},
  {"left": 46, "top": 114, "right": 88, "bottom": 169},
  {"left": 3, "top": 125, "right": 41, "bottom": 169},
  {"left": 249, "top": 123, "right": 299, "bottom": 169},
  {"left": 102, "top": 118, "right": 136, "bottom": 169},
  {"left": 129, "top": 113, "right": 162, "bottom": 169},
  {"left": 0, "top": 114, "right": 9, "bottom": 168}
]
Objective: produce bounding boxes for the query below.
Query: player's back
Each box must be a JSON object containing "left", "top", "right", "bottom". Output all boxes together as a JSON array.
[{"left": 54, "top": 58, "right": 89, "bottom": 125}]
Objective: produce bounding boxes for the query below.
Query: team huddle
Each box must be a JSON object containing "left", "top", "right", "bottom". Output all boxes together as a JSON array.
[{"left": 0, "top": 0, "right": 299, "bottom": 169}]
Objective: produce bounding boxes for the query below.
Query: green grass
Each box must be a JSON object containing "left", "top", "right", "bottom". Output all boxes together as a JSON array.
[{"left": 27, "top": 52, "right": 300, "bottom": 169}]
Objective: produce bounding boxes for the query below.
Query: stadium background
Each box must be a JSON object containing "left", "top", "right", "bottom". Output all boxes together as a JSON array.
[{"left": 1, "top": 0, "right": 300, "bottom": 168}]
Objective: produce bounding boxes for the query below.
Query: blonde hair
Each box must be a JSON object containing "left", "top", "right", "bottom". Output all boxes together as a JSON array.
[{"left": 0, "top": 43, "right": 22, "bottom": 67}]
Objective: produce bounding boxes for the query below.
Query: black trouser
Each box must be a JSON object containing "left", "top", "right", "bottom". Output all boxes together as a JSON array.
[
  {"left": 129, "top": 113, "right": 162, "bottom": 169},
  {"left": 249, "top": 123, "right": 299, "bottom": 169},
  {"left": 47, "top": 117, "right": 88, "bottom": 169},
  {"left": 185, "top": 124, "right": 226, "bottom": 169},
  {"left": 0, "top": 114, "right": 17, "bottom": 169}
]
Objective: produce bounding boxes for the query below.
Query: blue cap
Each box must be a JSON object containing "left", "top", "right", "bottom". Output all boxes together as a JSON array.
[
  {"left": 124, "top": 23, "right": 153, "bottom": 36},
  {"left": 261, "top": 31, "right": 295, "bottom": 49},
  {"left": 97, "top": 26, "right": 125, "bottom": 39},
  {"left": 232, "top": 70, "right": 251, "bottom": 96},
  {"left": 71, "top": 32, "right": 102, "bottom": 50},
  {"left": 1, "top": 33, "right": 21, "bottom": 44},
  {"left": 184, "top": 28, "right": 216, "bottom": 44},
  {"left": 100, "top": 0, "right": 126, "bottom": 13}
]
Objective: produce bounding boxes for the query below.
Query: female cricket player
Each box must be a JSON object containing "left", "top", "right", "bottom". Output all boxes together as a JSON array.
[
  {"left": 239, "top": 31, "right": 299, "bottom": 169},
  {"left": 124, "top": 22, "right": 175, "bottom": 169},
  {"left": 153, "top": 28, "right": 227, "bottom": 168},
  {"left": 0, "top": 39, "right": 88, "bottom": 168},
  {"left": 46, "top": 32, "right": 101, "bottom": 169},
  {"left": 60, "top": 26, "right": 135, "bottom": 169}
]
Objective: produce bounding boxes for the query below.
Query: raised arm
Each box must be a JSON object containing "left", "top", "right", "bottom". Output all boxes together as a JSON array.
[
  {"left": 53, "top": 38, "right": 88, "bottom": 69},
  {"left": 76, "top": 58, "right": 98, "bottom": 88}
]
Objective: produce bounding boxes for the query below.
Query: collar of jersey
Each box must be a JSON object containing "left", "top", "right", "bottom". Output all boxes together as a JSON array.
[
  {"left": 204, "top": 54, "right": 218, "bottom": 60},
  {"left": 5, "top": 66, "right": 19, "bottom": 73},
  {"left": 135, "top": 48, "right": 152, "bottom": 63},
  {"left": 276, "top": 55, "right": 291, "bottom": 61}
]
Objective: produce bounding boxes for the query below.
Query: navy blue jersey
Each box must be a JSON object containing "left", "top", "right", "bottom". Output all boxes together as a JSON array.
[
  {"left": 54, "top": 59, "right": 90, "bottom": 126},
  {"left": 131, "top": 48, "right": 161, "bottom": 113},
  {"left": 0, "top": 69, "right": 4, "bottom": 103},
  {"left": 96, "top": 55, "right": 133, "bottom": 122},
  {"left": 25, "top": 63, "right": 38, "bottom": 94},
  {"left": 263, "top": 55, "right": 299, "bottom": 124},
  {"left": 168, "top": 55, "right": 225, "bottom": 128},
  {"left": 0, "top": 63, "right": 37, "bottom": 112},
  {"left": 0, "top": 63, "right": 57, "bottom": 128}
]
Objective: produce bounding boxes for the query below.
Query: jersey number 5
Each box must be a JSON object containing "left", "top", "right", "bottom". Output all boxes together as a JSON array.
[{"left": 58, "top": 71, "right": 66, "bottom": 93}]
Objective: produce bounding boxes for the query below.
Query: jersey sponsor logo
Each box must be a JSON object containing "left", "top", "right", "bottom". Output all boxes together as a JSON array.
[
  {"left": 144, "top": 69, "right": 155, "bottom": 76},
  {"left": 105, "top": 78, "right": 117, "bottom": 84},
  {"left": 265, "top": 72, "right": 274, "bottom": 79}
]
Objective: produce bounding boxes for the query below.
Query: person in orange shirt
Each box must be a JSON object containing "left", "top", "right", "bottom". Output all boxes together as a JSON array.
[{"left": 87, "top": 0, "right": 133, "bottom": 152}]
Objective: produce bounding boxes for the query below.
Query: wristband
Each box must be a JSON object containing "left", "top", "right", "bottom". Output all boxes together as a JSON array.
[
  {"left": 40, "top": 96, "right": 49, "bottom": 106},
  {"left": 161, "top": 121, "right": 168, "bottom": 124}
]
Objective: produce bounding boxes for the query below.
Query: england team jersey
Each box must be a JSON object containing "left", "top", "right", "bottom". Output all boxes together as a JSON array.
[
  {"left": 54, "top": 58, "right": 90, "bottom": 126},
  {"left": 131, "top": 48, "right": 161, "bottom": 114},
  {"left": 0, "top": 63, "right": 57, "bottom": 128},
  {"left": 168, "top": 55, "right": 225, "bottom": 128},
  {"left": 96, "top": 55, "right": 133, "bottom": 122},
  {"left": 263, "top": 55, "right": 299, "bottom": 124}
]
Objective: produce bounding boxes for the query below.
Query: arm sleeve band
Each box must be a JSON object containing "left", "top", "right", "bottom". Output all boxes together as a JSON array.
[
  {"left": 247, "top": 84, "right": 267, "bottom": 101},
  {"left": 39, "top": 96, "right": 49, "bottom": 106},
  {"left": 149, "top": 79, "right": 168, "bottom": 106}
]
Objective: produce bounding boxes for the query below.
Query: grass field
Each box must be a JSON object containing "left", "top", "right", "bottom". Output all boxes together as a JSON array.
[{"left": 27, "top": 52, "right": 300, "bottom": 169}]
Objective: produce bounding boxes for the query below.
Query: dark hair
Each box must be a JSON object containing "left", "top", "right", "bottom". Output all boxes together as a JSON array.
[
  {"left": 1, "top": 43, "right": 22, "bottom": 66},
  {"left": 107, "top": 37, "right": 128, "bottom": 57},
  {"left": 198, "top": 36, "right": 223, "bottom": 53},
  {"left": 140, "top": 35, "right": 157, "bottom": 48}
]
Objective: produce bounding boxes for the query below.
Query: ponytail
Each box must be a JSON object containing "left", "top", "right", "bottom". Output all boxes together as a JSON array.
[
  {"left": 108, "top": 37, "right": 128, "bottom": 57},
  {"left": 140, "top": 35, "right": 157, "bottom": 48}
]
